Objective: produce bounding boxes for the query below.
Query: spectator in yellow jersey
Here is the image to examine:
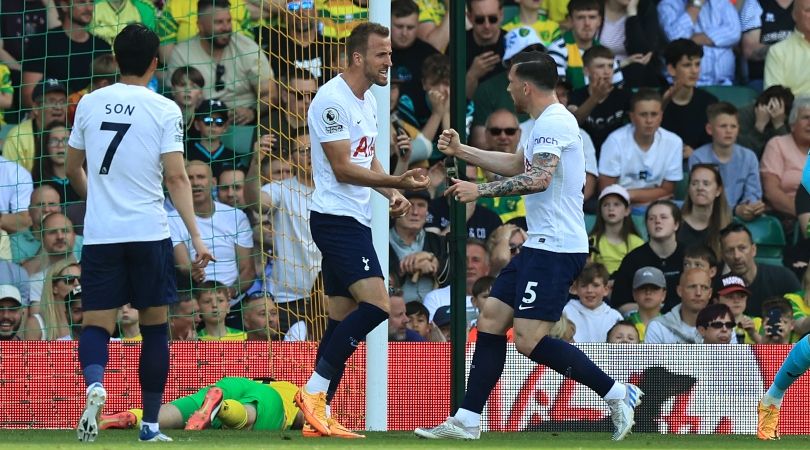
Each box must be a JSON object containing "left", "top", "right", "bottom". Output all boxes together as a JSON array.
[
  {"left": 0, "top": 63, "right": 12, "bottom": 127},
  {"left": 3, "top": 79, "right": 67, "bottom": 172},
  {"left": 315, "top": 0, "right": 369, "bottom": 39},
  {"left": 502, "top": 0, "right": 561, "bottom": 47},
  {"left": 415, "top": 0, "right": 450, "bottom": 51},
  {"left": 89, "top": 0, "right": 158, "bottom": 45},
  {"left": 196, "top": 281, "right": 247, "bottom": 341},
  {"left": 118, "top": 303, "right": 142, "bottom": 341},
  {"left": 157, "top": 0, "right": 253, "bottom": 61}
]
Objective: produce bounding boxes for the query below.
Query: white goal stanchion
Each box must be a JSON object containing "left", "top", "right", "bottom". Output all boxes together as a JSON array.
[{"left": 366, "top": 0, "right": 391, "bottom": 432}]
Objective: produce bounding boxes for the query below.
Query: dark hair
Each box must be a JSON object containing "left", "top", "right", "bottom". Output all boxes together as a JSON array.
[
  {"left": 513, "top": 53, "right": 558, "bottom": 91},
  {"left": 684, "top": 243, "right": 718, "bottom": 268},
  {"left": 509, "top": 49, "right": 547, "bottom": 68},
  {"left": 346, "top": 22, "right": 390, "bottom": 64},
  {"left": 696, "top": 303, "right": 733, "bottom": 328},
  {"left": 422, "top": 54, "right": 451, "bottom": 87},
  {"left": 279, "top": 67, "right": 316, "bottom": 86},
  {"left": 567, "top": 0, "right": 601, "bottom": 16},
  {"left": 756, "top": 85, "right": 795, "bottom": 114},
  {"left": 629, "top": 88, "right": 663, "bottom": 111},
  {"left": 681, "top": 164, "right": 732, "bottom": 258},
  {"left": 645, "top": 199, "right": 682, "bottom": 227},
  {"left": 171, "top": 66, "right": 205, "bottom": 89},
  {"left": 405, "top": 300, "right": 429, "bottom": 318},
  {"left": 33, "top": 121, "right": 70, "bottom": 184},
  {"left": 472, "top": 275, "right": 496, "bottom": 298},
  {"left": 664, "top": 38, "right": 703, "bottom": 67},
  {"left": 198, "top": 0, "right": 231, "bottom": 14},
  {"left": 169, "top": 293, "right": 195, "bottom": 315},
  {"left": 706, "top": 101, "right": 738, "bottom": 122},
  {"left": 193, "top": 280, "right": 229, "bottom": 299},
  {"left": 392, "top": 0, "right": 419, "bottom": 18},
  {"left": 719, "top": 222, "right": 753, "bottom": 244},
  {"left": 583, "top": 45, "right": 614, "bottom": 68},
  {"left": 113, "top": 24, "right": 159, "bottom": 77},
  {"left": 761, "top": 296, "right": 793, "bottom": 318},
  {"left": 590, "top": 192, "right": 639, "bottom": 249},
  {"left": 607, "top": 320, "right": 639, "bottom": 339},
  {"left": 577, "top": 262, "right": 610, "bottom": 285}
]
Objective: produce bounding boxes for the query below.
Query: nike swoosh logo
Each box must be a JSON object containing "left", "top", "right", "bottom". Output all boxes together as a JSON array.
[{"left": 518, "top": 304, "right": 535, "bottom": 310}]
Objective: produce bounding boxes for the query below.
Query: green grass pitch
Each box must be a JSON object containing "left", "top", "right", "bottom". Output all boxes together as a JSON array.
[{"left": 2, "top": 430, "right": 810, "bottom": 449}]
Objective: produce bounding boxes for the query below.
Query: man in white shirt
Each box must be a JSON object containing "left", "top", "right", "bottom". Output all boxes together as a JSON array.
[
  {"left": 415, "top": 50, "right": 641, "bottom": 442},
  {"left": 67, "top": 24, "right": 212, "bottom": 443},
  {"left": 170, "top": 161, "right": 255, "bottom": 300},
  {"left": 598, "top": 89, "right": 683, "bottom": 207},
  {"left": 295, "top": 22, "right": 430, "bottom": 439}
]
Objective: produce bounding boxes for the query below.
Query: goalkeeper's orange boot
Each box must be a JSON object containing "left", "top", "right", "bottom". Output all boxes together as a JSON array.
[
  {"left": 99, "top": 410, "right": 138, "bottom": 430},
  {"left": 294, "top": 388, "right": 330, "bottom": 436},
  {"left": 327, "top": 417, "right": 366, "bottom": 439},
  {"left": 757, "top": 401, "right": 781, "bottom": 440},
  {"left": 185, "top": 387, "right": 224, "bottom": 431}
]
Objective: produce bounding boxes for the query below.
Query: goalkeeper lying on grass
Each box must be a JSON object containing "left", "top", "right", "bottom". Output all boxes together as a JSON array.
[{"left": 100, "top": 377, "right": 303, "bottom": 432}]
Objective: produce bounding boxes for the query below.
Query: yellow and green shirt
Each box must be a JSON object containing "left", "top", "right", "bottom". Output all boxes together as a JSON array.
[
  {"left": 90, "top": 0, "right": 158, "bottom": 45},
  {"left": 198, "top": 326, "right": 248, "bottom": 341},
  {"left": 502, "top": 16, "right": 561, "bottom": 47},
  {"left": 158, "top": 0, "right": 249, "bottom": 44},
  {"left": 627, "top": 311, "right": 659, "bottom": 342},
  {"left": 1, "top": 119, "right": 36, "bottom": 171},
  {"left": 316, "top": 0, "right": 368, "bottom": 39},
  {"left": 0, "top": 64, "right": 11, "bottom": 126},
  {"left": 541, "top": 0, "right": 570, "bottom": 24},
  {"left": 590, "top": 234, "right": 644, "bottom": 275},
  {"left": 416, "top": 0, "right": 446, "bottom": 25}
]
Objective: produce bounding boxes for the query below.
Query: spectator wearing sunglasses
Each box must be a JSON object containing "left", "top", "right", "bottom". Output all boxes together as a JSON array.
[
  {"left": 188, "top": 99, "right": 246, "bottom": 180},
  {"left": 695, "top": 303, "right": 734, "bottom": 344},
  {"left": 465, "top": 0, "right": 507, "bottom": 100},
  {"left": 167, "top": 0, "right": 274, "bottom": 125},
  {"left": 569, "top": 46, "right": 631, "bottom": 156}
]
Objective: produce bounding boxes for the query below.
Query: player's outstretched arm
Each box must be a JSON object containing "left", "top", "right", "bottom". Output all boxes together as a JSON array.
[
  {"left": 444, "top": 152, "right": 559, "bottom": 202},
  {"left": 323, "top": 140, "right": 429, "bottom": 190},
  {"left": 162, "top": 152, "right": 215, "bottom": 269},
  {"left": 437, "top": 129, "right": 524, "bottom": 177}
]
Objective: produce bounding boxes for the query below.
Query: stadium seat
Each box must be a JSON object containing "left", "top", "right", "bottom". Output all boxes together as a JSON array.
[
  {"left": 738, "top": 214, "right": 786, "bottom": 266},
  {"left": 631, "top": 214, "right": 648, "bottom": 241},
  {"left": 674, "top": 171, "right": 689, "bottom": 201},
  {"left": 698, "top": 86, "right": 758, "bottom": 109},
  {"left": 222, "top": 125, "right": 256, "bottom": 155},
  {"left": 584, "top": 213, "right": 596, "bottom": 233}
]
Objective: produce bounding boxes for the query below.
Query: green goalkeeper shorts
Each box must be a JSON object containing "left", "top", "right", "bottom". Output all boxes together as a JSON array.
[{"left": 170, "top": 377, "right": 286, "bottom": 430}]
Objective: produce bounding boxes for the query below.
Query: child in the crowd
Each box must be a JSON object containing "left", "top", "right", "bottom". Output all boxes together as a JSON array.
[
  {"left": 188, "top": 98, "right": 245, "bottom": 180},
  {"left": 589, "top": 184, "right": 644, "bottom": 275},
  {"left": 563, "top": 262, "right": 622, "bottom": 342},
  {"left": 688, "top": 102, "right": 764, "bottom": 221},
  {"left": 195, "top": 281, "right": 247, "bottom": 341},
  {"left": 432, "top": 305, "right": 452, "bottom": 342},
  {"left": 716, "top": 274, "right": 762, "bottom": 344},
  {"left": 406, "top": 301, "right": 445, "bottom": 342},
  {"left": 467, "top": 276, "right": 517, "bottom": 342},
  {"left": 761, "top": 297, "right": 799, "bottom": 344},
  {"left": 626, "top": 266, "right": 666, "bottom": 342},
  {"left": 606, "top": 320, "right": 641, "bottom": 343},
  {"left": 682, "top": 243, "right": 720, "bottom": 292}
]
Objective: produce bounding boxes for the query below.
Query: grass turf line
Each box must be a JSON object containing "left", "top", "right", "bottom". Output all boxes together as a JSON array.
[{"left": 2, "top": 431, "right": 810, "bottom": 449}]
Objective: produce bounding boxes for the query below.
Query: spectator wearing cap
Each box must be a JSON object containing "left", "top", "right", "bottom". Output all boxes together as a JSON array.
[
  {"left": 716, "top": 273, "right": 762, "bottom": 344},
  {"left": 391, "top": 0, "right": 440, "bottom": 118},
  {"left": 466, "top": 0, "right": 508, "bottom": 100},
  {"left": 242, "top": 291, "right": 282, "bottom": 341},
  {"left": 432, "top": 304, "right": 452, "bottom": 341},
  {"left": 502, "top": 0, "right": 561, "bottom": 46},
  {"left": 589, "top": 184, "right": 643, "bottom": 275},
  {"left": 569, "top": 45, "right": 632, "bottom": 155},
  {"left": 696, "top": 303, "right": 734, "bottom": 344},
  {"left": 547, "top": 0, "right": 624, "bottom": 90},
  {"left": 625, "top": 266, "right": 666, "bottom": 341},
  {"left": 167, "top": 0, "right": 274, "bottom": 126},
  {"left": 389, "top": 189, "right": 447, "bottom": 303},
  {"left": 389, "top": 292, "right": 425, "bottom": 342},
  {"left": 245, "top": 133, "right": 321, "bottom": 333},
  {"left": 645, "top": 268, "right": 715, "bottom": 344},
  {"left": 20, "top": 0, "right": 111, "bottom": 109},
  {"left": 170, "top": 161, "right": 255, "bottom": 301},
  {"left": 188, "top": 99, "right": 246, "bottom": 180},
  {"left": 24, "top": 258, "right": 79, "bottom": 340},
  {"left": 3, "top": 78, "right": 68, "bottom": 172},
  {"left": 720, "top": 222, "right": 800, "bottom": 316},
  {"left": 0, "top": 285, "right": 24, "bottom": 340},
  {"left": 469, "top": 27, "right": 543, "bottom": 149}
]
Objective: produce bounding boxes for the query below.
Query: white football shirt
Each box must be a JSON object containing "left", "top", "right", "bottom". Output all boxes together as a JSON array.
[
  {"left": 308, "top": 75, "right": 378, "bottom": 227},
  {"left": 169, "top": 201, "right": 254, "bottom": 286},
  {"left": 69, "top": 83, "right": 184, "bottom": 244},
  {"left": 598, "top": 124, "right": 684, "bottom": 190},
  {"left": 521, "top": 103, "right": 589, "bottom": 254}
]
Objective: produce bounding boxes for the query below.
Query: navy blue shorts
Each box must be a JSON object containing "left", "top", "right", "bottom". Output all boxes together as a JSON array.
[
  {"left": 489, "top": 247, "right": 586, "bottom": 322},
  {"left": 310, "top": 211, "right": 383, "bottom": 298},
  {"left": 81, "top": 238, "right": 178, "bottom": 311}
]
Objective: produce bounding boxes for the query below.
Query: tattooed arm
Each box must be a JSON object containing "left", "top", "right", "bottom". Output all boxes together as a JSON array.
[{"left": 477, "top": 152, "right": 559, "bottom": 198}]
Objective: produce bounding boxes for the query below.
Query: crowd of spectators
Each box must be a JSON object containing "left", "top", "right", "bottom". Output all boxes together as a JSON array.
[{"left": 0, "top": 0, "right": 809, "bottom": 345}]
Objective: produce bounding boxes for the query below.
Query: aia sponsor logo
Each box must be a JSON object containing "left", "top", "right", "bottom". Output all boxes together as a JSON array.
[{"left": 353, "top": 136, "right": 376, "bottom": 158}]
